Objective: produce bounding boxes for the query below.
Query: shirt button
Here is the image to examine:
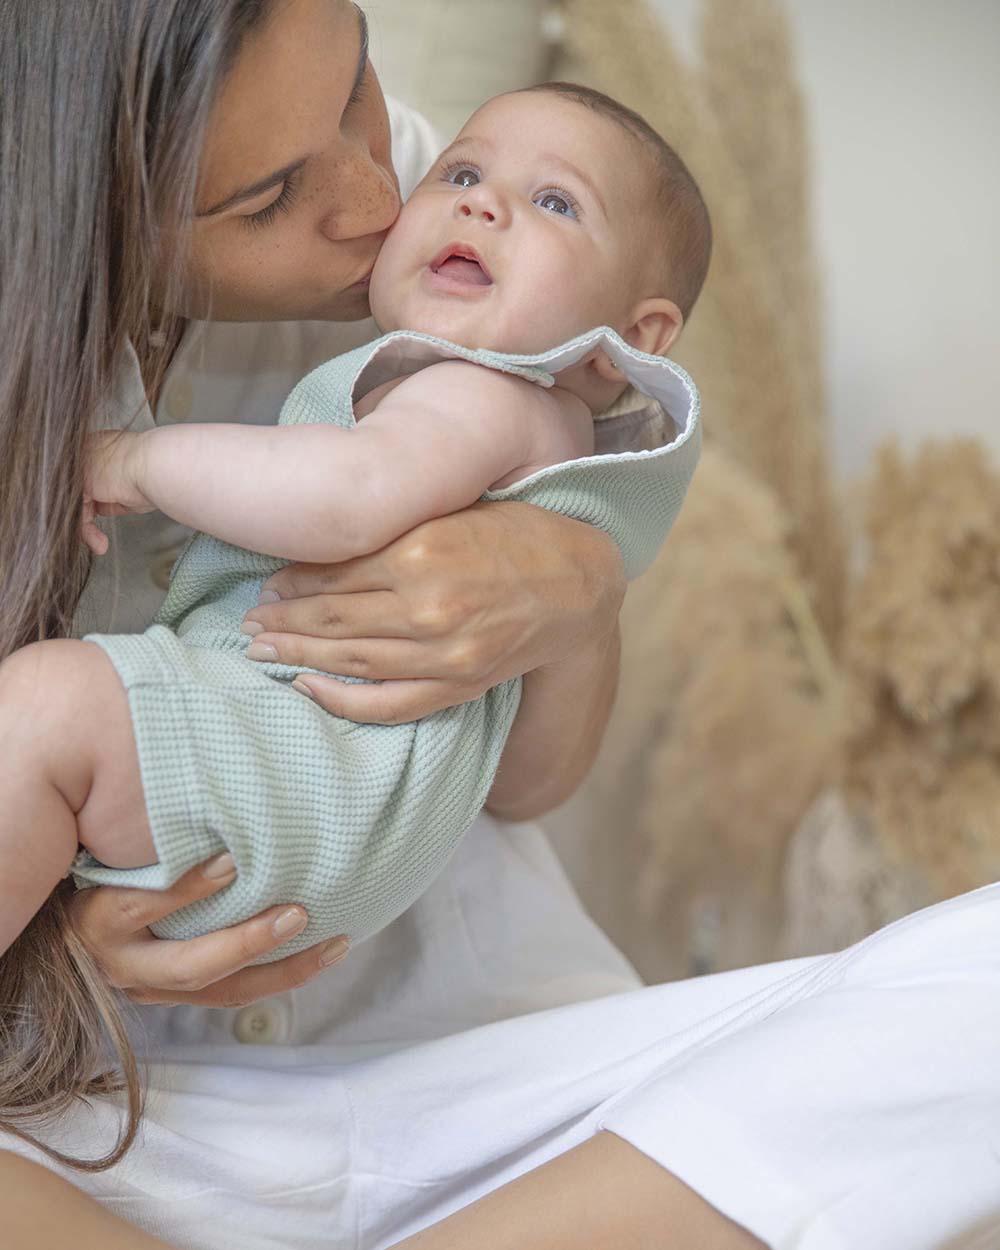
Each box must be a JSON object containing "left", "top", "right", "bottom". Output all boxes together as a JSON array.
[
  {"left": 233, "top": 1000, "right": 291, "bottom": 1045},
  {"left": 163, "top": 376, "right": 194, "bottom": 423}
]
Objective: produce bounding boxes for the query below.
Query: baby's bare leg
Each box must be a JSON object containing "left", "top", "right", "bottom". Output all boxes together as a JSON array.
[{"left": 0, "top": 640, "right": 153, "bottom": 955}]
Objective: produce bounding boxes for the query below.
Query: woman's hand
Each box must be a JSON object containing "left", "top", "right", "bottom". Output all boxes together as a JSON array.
[
  {"left": 68, "top": 853, "right": 350, "bottom": 1008},
  {"left": 239, "top": 501, "right": 626, "bottom": 724}
]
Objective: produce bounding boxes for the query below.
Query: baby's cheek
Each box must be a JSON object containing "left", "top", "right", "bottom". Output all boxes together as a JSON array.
[
  {"left": 505, "top": 283, "right": 583, "bottom": 351},
  {"left": 367, "top": 263, "right": 398, "bottom": 330}
]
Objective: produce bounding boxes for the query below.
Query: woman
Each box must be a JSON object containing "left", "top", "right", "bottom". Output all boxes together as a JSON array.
[{"left": 2, "top": 3, "right": 998, "bottom": 1249}]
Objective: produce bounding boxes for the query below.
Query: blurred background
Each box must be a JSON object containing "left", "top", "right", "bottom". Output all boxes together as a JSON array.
[{"left": 367, "top": 0, "right": 1000, "bottom": 981}]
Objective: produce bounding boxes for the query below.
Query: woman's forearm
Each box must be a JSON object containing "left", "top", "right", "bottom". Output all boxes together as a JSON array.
[
  {"left": 0, "top": 1152, "right": 174, "bottom": 1250},
  {"left": 485, "top": 622, "right": 620, "bottom": 822}
]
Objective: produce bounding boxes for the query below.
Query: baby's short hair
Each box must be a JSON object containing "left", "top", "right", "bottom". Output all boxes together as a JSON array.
[{"left": 519, "top": 82, "right": 712, "bottom": 321}]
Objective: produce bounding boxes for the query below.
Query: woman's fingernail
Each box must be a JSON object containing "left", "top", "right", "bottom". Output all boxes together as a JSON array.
[
  {"left": 203, "top": 852, "right": 236, "bottom": 879},
  {"left": 320, "top": 937, "right": 350, "bottom": 966},
  {"left": 292, "top": 680, "right": 315, "bottom": 700},
  {"left": 257, "top": 589, "right": 281, "bottom": 605},
  {"left": 272, "top": 908, "right": 308, "bottom": 939},
  {"left": 246, "top": 642, "right": 279, "bottom": 662},
  {"left": 242, "top": 620, "right": 264, "bottom": 637}
]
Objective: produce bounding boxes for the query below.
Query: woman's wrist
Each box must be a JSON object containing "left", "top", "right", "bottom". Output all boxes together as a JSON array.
[
  {"left": 487, "top": 500, "right": 626, "bottom": 661},
  {"left": 486, "top": 621, "right": 621, "bottom": 822},
  {"left": 482, "top": 504, "right": 624, "bottom": 820}
]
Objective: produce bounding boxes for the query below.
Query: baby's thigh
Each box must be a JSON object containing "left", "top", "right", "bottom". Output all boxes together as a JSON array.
[{"left": 0, "top": 639, "right": 152, "bottom": 866}]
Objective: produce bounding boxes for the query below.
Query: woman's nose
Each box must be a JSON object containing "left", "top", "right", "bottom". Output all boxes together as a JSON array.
[
  {"left": 455, "top": 183, "right": 510, "bottom": 228},
  {"left": 319, "top": 153, "right": 400, "bottom": 242}
]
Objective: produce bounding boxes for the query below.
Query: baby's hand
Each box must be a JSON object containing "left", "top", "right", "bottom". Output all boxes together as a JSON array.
[{"left": 82, "top": 430, "right": 155, "bottom": 555}]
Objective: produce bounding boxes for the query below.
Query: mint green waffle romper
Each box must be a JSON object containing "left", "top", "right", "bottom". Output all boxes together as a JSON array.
[{"left": 72, "top": 327, "right": 701, "bottom": 961}]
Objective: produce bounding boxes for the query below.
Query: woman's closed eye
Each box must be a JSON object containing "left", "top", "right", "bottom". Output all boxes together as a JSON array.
[{"left": 242, "top": 168, "right": 302, "bottom": 232}]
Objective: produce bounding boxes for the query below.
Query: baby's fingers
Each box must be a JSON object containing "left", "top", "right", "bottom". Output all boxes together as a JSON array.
[
  {"left": 81, "top": 520, "right": 109, "bottom": 555},
  {"left": 80, "top": 500, "right": 109, "bottom": 556}
]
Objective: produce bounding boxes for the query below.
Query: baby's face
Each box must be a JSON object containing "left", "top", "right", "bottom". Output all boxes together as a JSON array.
[{"left": 369, "top": 92, "right": 651, "bottom": 353}]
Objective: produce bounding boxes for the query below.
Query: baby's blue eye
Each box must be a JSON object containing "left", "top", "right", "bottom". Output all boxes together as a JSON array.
[
  {"left": 535, "top": 191, "right": 578, "bottom": 220},
  {"left": 447, "top": 166, "right": 480, "bottom": 188}
]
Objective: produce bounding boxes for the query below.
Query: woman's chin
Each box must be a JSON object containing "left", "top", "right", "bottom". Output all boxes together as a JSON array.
[{"left": 311, "top": 288, "right": 374, "bottom": 322}]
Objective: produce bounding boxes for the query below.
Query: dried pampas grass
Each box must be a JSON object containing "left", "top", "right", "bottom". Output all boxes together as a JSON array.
[
  {"left": 844, "top": 439, "right": 1000, "bottom": 900},
  {"left": 543, "top": 0, "right": 845, "bottom": 976},
  {"left": 540, "top": 1, "right": 999, "bottom": 970}
]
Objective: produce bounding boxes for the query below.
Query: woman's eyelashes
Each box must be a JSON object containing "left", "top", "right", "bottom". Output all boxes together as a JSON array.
[
  {"left": 243, "top": 172, "right": 300, "bottom": 231},
  {"left": 440, "top": 162, "right": 582, "bottom": 221},
  {"left": 347, "top": 60, "right": 369, "bottom": 108}
]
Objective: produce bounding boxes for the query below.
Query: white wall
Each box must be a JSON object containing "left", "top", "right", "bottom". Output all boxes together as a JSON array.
[{"left": 652, "top": 0, "right": 1000, "bottom": 483}]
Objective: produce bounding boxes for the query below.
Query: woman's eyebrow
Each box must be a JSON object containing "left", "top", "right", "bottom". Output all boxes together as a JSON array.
[{"left": 196, "top": 4, "right": 369, "bottom": 219}]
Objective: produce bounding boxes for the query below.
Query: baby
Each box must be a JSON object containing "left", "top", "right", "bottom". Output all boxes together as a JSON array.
[{"left": 0, "top": 84, "right": 709, "bottom": 1007}]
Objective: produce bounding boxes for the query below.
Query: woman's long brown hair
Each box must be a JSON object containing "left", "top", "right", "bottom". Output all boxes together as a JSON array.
[{"left": 0, "top": 0, "right": 271, "bottom": 1171}]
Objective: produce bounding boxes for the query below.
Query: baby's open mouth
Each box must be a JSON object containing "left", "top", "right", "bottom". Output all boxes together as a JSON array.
[{"left": 429, "top": 245, "right": 493, "bottom": 286}]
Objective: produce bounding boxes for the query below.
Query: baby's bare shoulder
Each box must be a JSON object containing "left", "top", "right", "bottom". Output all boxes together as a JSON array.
[
  {"left": 354, "top": 359, "right": 525, "bottom": 419},
  {"left": 356, "top": 359, "right": 549, "bottom": 427},
  {"left": 355, "top": 361, "right": 594, "bottom": 472}
]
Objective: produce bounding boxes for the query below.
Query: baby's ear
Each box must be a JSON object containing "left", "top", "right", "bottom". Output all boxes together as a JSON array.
[
  {"left": 590, "top": 298, "right": 684, "bottom": 383},
  {"left": 625, "top": 298, "right": 684, "bottom": 358}
]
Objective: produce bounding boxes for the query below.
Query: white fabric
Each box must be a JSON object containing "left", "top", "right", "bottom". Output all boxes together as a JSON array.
[
  {"left": 14, "top": 96, "right": 1000, "bottom": 1250},
  {"left": 15, "top": 850, "right": 1000, "bottom": 1250}
]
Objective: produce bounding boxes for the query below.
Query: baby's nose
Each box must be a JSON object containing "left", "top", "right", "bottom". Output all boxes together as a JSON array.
[
  {"left": 454, "top": 183, "right": 510, "bottom": 227},
  {"left": 460, "top": 202, "right": 495, "bottom": 223}
]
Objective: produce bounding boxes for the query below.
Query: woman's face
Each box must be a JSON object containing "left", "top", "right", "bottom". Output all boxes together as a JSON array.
[{"left": 182, "top": 0, "right": 400, "bottom": 322}]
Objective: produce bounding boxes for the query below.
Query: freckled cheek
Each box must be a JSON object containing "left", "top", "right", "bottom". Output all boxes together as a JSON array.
[
  {"left": 186, "top": 235, "right": 305, "bottom": 315},
  {"left": 225, "top": 234, "right": 295, "bottom": 292}
]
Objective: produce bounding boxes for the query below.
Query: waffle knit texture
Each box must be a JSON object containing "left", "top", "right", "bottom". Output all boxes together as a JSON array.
[{"left": 73, "top": 328, "right": 701, "bottom": 959}]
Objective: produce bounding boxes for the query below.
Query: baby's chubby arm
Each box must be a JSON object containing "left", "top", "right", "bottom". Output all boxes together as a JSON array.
[{"left": 86, "top": 362, "right": 585, "bottom": 563}]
